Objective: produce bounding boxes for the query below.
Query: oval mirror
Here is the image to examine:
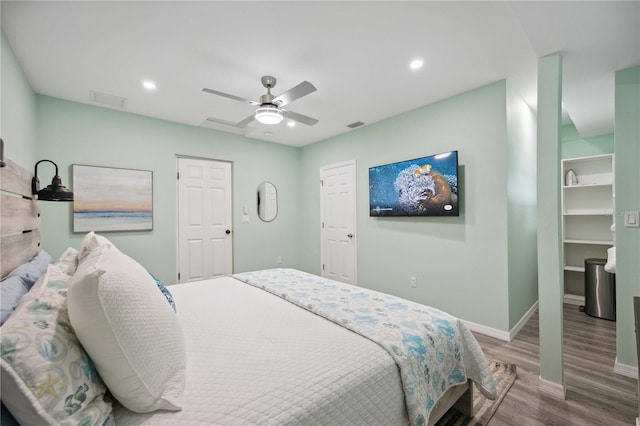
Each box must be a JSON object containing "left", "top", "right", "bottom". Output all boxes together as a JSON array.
[{"left": 257, "top": 181, "right": 278, "bottom": 222}]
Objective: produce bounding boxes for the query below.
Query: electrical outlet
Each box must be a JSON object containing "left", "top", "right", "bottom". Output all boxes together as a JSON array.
[
  {"left": 410, "top": 277, "right": 417, "bottom": 288},
  {"left": 277, "top": 256, "right": 282, "bottom": 264}
]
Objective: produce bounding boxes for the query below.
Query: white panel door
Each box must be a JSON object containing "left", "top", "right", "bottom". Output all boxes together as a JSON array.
[
  {"left": 178, "top": 157, "right": 232, "bottom": 282},
  {"left": 320, "top": 160, "right": 356, "bottom": 285}
]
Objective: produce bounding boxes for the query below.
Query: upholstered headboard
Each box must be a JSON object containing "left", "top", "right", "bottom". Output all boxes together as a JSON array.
[{"left": 0, "top": 158, "right": 41, "bottom": 278}]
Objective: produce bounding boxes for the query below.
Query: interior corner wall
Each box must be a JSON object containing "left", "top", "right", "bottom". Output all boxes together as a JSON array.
[
  {"left": 560, "top": 124, "right": 614, "bottom": 159},
  {"left": 1, "top": 30, "right": 37, "bottom": 166},
  {"left": 506, "top": 80, "right": 538, "bottom": 330},
  {"left": 299, "top": 81, "right": 511, "bottom": 331},
  {"left": 614, "top": 65, "right": 640, "bottom": 367},
  {"left": 34, "top": 95, "right": 303, "bottom": 285}
]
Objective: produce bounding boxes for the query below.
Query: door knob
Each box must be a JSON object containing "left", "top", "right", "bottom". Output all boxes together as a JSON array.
[
  {"left": 225, "top": 229, "right": 231, "bottom": 235},
  {"left": 347, "top": 233, "right": 353, "bottom": 238}
]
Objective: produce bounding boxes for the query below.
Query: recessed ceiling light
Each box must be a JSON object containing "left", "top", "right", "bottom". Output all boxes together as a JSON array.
[
  {"left": 409, "top": 59, "right": 424, "bottom": 70},
  {"left": 287, "top": 121, "right": 296, "bottom": 128},
  {"left": 142, "top": 80, "right": 156, "bottom": 90}
]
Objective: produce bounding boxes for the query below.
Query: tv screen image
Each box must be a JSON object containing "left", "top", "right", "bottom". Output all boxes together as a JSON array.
[{"left": 369, "top": 150, "right": 459, "bottom": 217}]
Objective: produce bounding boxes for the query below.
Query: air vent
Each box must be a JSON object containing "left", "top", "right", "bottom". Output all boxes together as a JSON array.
[
  {"left": 90, "top": 91, "right": 127, "bottom": 108},
  {"left": 347, "top": 121, "right": 365, "bottom": 129}
]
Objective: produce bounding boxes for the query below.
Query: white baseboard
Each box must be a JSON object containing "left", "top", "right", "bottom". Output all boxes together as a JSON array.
[
  {"left": 563, "top": 294, "right": 585, "bottom": 306},
  {"left": 509, "top": 301, "right": 538, "bottom": 341},
  {"left": 614, "top": 357, "right": 638, "bottom": 379},
  {"left": 538, "top": 376, "right": 566, "bottom": 399},
  {"left": 462, "top": 319, "right": 511, "bottom": 341},
  {"left": 462, "top": 301, "right": 539, "bottom": 342}
]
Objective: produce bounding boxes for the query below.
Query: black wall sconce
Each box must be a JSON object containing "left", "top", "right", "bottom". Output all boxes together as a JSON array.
[
  {"left": 0, "top": 138, "right": 6, "bottom": 168},
  {"left": 32, "top": 160, "right": 74, "bottom": 201}
]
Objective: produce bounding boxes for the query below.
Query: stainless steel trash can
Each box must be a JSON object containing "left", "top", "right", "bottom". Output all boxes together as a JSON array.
[{"left": 584, "top": 258, "right": 616, "bottom": 321}]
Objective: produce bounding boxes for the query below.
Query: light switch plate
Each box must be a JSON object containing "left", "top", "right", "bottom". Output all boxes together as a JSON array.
[{"left": 624, "top": 210, "right": 639, "bottom": 227}]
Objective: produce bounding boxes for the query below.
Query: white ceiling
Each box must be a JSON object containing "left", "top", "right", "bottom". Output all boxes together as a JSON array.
[{"left": 2, "top": 1, "right": 638, "bottom": 147}]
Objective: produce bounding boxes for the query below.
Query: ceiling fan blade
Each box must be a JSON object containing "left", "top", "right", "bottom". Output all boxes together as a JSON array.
[
  {"left": 273, "top": 81, "right": 316, "bottom": 107},
  {"left": 235, "top": 114, "right": 256, "bottom": 128},
  {"left": 201, "top": 88, "right": 259, "bottom": 106},
  {"left": 282, "top": 109, "right": 319, "bottom": 126}
]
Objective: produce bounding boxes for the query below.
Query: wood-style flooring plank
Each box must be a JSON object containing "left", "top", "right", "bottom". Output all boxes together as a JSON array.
[{"left": 473, "top": 304, "right": 637, "bottom": 425}]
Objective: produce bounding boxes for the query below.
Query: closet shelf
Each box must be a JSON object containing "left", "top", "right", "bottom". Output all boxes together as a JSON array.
[
  {"left": 563, "top": 239, "right": 614, "bottom": 245},
  {"left": 562, "top": 183, "right": 613, "bottom": 189},
  {"left": 563, "top": 209, "right": 613, "bottom": 216}
]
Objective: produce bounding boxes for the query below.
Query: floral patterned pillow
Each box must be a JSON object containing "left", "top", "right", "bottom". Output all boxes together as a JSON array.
[
  {"left": 54, "top": 247, "right": 79, "bottom": 276},
  {"left": 0, "top": 264, "right": 113, "bottom": 425},
  {"left": 151, "top": 274, "right": 176, "bottom": 312}
]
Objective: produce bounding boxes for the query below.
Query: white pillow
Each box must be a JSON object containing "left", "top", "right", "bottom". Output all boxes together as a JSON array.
[{"left": 68, "top": 245, "right": 186, "bottom": 413}]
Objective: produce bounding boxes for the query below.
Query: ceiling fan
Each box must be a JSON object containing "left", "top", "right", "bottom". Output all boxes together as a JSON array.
[{"left": 202, "top": 76, "right": 319, "bottom": 128}]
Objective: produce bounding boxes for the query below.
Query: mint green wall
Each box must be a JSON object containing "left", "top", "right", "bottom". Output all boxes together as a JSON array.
[
  {"left": 35, "top": 96, "right": 302, "bottom": 285},
  {"left": 561, "top": 123, "right": 614, "bottom": 159},
  {"left": 1, "top": 30, "right": 37, "bottom": 166},
  {"left": 536, "top": 53, "right": 564, "bottom": 388},
  {"left": 300, "top": 81, "right": 514, "bottom": 330},
  {"left": 614, "top": 66, "right": 640, "bottom": 368},
  {"left": 506, "top": 81, "right": 538, "bottom": 330}
]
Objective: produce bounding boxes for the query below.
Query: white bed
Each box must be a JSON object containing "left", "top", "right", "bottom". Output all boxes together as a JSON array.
[{"left": 114, "top": 276, "right": 409, "bottom": 425}]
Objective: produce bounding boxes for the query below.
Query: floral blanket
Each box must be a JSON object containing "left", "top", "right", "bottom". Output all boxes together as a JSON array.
[{"left": 232, "top": 268, "right": 496, "bottom": 426}]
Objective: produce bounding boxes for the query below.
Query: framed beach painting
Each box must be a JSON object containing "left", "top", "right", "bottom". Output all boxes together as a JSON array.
[{"left": 72, "top": 164, "right": 153, "bottom": 232}]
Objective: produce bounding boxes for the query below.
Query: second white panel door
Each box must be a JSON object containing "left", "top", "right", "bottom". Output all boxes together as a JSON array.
[{"left": 320, "top": 160, "right": 356, "bottom": 285}]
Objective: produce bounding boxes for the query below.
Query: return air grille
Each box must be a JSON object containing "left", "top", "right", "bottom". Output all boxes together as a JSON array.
[
  {"left": 90, "top": 90, "right": 128, "bottom": 108},
  {"left": 347, "top": 121, "right": 365, "bottom": 129}
]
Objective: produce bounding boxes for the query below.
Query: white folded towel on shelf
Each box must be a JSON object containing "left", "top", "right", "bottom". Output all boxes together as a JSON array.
[{"left": 605, "top": 246, "right": 616, "bottom": 273}]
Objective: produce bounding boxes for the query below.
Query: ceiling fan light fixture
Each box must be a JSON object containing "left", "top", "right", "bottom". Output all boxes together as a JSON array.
[{"left": 255, "top": 106, "right": 283, "bottom": 125}]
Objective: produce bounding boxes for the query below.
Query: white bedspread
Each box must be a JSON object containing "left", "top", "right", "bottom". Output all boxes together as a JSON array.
[{"left": 113, "top": 276, "right": 408, "bottom": 425}]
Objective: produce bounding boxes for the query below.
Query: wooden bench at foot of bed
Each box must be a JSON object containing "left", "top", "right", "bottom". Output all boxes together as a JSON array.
[{"left": 428, "top": 380, "right": 472, "bottom": 426}]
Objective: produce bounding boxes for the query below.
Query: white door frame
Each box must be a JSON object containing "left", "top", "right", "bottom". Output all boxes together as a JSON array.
[
  {"left": 320, "top": 160, "right": 357, "bottom": 285},
  {"left": 176, "top": 155, "right": 233, "bottom": 283}
]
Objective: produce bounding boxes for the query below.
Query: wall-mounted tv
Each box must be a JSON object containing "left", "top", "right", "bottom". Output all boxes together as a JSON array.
[{"left": 369, "top": 150, "right": 459, "bottom": 217}]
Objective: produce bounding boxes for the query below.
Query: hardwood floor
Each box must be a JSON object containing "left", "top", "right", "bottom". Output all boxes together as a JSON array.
[{"left": 472, "top": 304, "right": 638, "bottom": 425}]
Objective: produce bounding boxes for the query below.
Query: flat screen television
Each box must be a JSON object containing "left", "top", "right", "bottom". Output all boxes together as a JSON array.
[{"left": 369, "top": 150, "right": 459, "bottom": 217}]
